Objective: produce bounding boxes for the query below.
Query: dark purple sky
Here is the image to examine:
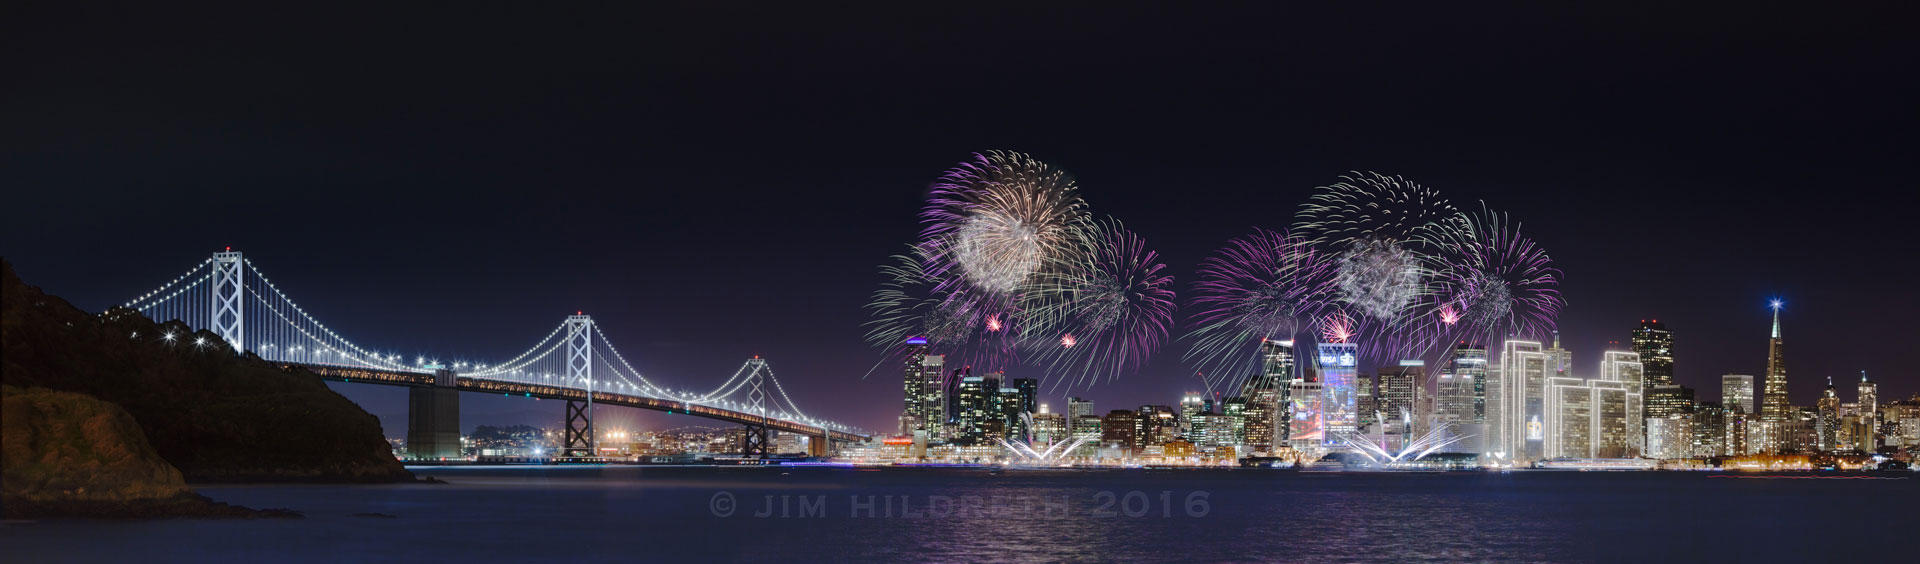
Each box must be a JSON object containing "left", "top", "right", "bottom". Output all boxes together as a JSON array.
[{"left": 4, "top": 4, "right": 1915, "bottom": 437}]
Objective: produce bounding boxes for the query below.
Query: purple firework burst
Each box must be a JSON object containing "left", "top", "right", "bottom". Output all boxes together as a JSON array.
[
  {"left": 1020, "top": 219, "right": 1176, "bottom": 389},
  {"left": 1185, "top": 228, "right": 1340, "bottom": 392},
  {"left": 1422, "top": 204, "right": 1563, "bottom": 344},
  {"left": 920, "top": 151, "right": 1090, "bottom": 295}
]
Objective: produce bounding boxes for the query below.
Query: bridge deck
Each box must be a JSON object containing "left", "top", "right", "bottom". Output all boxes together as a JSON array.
[{"left": 291, "top": 363, "right": 865, "bottom": 442}]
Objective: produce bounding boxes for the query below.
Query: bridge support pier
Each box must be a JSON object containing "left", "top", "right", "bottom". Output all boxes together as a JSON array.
[
  {"left": 806, "top": 434, "right": 830, "bottom": 457},
  {"left": 563, "top": 399, "right": 594, "bottom": 458},
  {"left": 407, "top": 370, "right": 461, "bottom": 460},
  {"left": 741, "top": 422, "right": 769, "bottom": 458}
]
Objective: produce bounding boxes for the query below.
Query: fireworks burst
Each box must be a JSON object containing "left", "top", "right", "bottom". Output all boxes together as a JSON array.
[
  {"left": 1332, "top": 237, "right": 1426, "bottom": 320},
  {"left": 1423, "top": 204, "right": 1563, "bottom": 343},
  {"left": 1295, "top": 172, "right": 1468, "bottom": 361},
  {"left": 1319, "top": 312, "right": 1357, "bottom": 344},
  {"left": 922, "top": 151, "right": 1090, "bottom": 294},
  {"left": 1185, "top": 228, "right": 1339, "bottom": 391},
  {"left": 864, "top": 241, "right": 1019, "bottom": 370},
  {"left": 1020, "top": 219, "right": 1176, "bottom": 388}
]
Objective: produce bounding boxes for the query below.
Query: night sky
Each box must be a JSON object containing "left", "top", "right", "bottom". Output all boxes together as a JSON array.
[{"left": 5, "top": 4, "right": 1915, "bottom": 437}]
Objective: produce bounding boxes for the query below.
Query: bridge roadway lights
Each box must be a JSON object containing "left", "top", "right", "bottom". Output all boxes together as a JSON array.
[{"left": 407, "top": 369, "right": 461, "bottom": 461}]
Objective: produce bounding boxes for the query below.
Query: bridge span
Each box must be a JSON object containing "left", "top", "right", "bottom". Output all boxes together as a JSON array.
[{"left": 117, "top": 249, "right": 869, "bottom": 460}]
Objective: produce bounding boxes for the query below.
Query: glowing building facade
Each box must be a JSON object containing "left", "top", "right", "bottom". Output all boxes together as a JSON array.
[
  {"left": 1242, "top": 339, "right": 1295, "bottom": 453},
  {"left": 1495, "top": 340, "right": 1547, "bottom": 461},
  {"left": 1436, "top": 344, "right": 1488, "bottom": 454},
  {"left": 1288, "top": 380, "right": 1324, "bottom": 454},
  {"left": 898, "top": 338, "right": 946, "bottom": 441},
  {"left": 1377, "top": 361, "right": 1423, "bottom": 436},
  {"left": 1315, "top": 342, "right": 1359, "bottom": 450}
]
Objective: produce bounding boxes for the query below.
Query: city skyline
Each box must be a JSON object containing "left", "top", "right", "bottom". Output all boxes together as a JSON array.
[{"left": 4, "top": 4, "right": 1915, "bottom": 435}]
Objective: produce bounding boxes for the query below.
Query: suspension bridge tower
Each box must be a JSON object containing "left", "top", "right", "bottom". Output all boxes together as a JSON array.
[
  {"left": 562, "top": 314, "right": 596, "bottom": 458},
  {"left": 740, "top": 357, "right": 771, "bottom": 458}
]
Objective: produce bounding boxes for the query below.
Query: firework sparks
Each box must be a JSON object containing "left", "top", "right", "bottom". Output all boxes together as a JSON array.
[
  {"left": 1423, "top": 204, "right": 1564, "bottom": 343},
  {"left": 1021, "top": 219, "right": 1176, "bottom": 388},
  {"left": 922, "top": 151, "right": 1090, "bottom": 294},
  {"left": 1319, "top": 312, "right": 1356, "bottom": 344},
  {"left": 1185, "top": 228, "right": 1338, "bottom": 391},
  {"left": 864, "top": 241, "right": 1019, "bottom": 370}
]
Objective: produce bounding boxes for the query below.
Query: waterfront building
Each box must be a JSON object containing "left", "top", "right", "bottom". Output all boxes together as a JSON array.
[
  {"left": 898, "top": 338, "right": 946, "bottom": 440},
  {"left": 1542, "top": 377, "right": 1635, "bottom": 459},
  {"left": 998, "top": 384, "right": 1030, "bottom": 441},
  {"left": 1357, "top": 373, "right": 1376, "bottom": 432},
  {"left": 1032, "top": 404, "right": 1067, "bottom": 446},
  {"left": 1136, "top": 404, "right": 1179, "bottom": 448},
  {"left": 1220, "top": 397, "right": 1248, "bottom": 449},
  {"left": 1315, "top": 342, "right": 1359, "bottom": 449},
  {"left": 1597, "top": 352, "right": 1646, "bottom": 456},
  {"left": 1377, "top": 361, "right": 1423, "bottom": 435},
  {"left": 1543, "top": 376, "right": 1593, "bottom": 459},
  {"left": 1437, "top": 344, "right": 1488, "bottom": 453},
  {"left": 1645, "top": 414, "right": 1693, "bottom": 459},
  {"left": 1071, "top": 414, "right": 1103, "bottom": 457},
  {"left": 1102, "top": 410, "right": 1137, "bottom": 454},
  {"left": 1287, "top": 380, "right": 1324, "bottom": 455},
  {"left": 1180, "top": 393, "right": 1206, "bottom": 437},
  {"left": 954, "top": 374, "right": 996, "bottom": 445},
  {"left": 1691, "top": 402, "right": 1726, "bottom": 457},
  {"left": 1496, "top": 339, "right": 1548, "bottom": 461},
  {"left": 1759, "top": 301, "right": 1791, "bottom": 452},
  {"left": 1726, "top": 406, "right": 1750, "bottom": 456}
]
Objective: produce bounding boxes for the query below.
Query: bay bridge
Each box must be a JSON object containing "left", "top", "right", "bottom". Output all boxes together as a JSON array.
[{"left": 115, "top": 249, "right": 868, "bottom": 460}]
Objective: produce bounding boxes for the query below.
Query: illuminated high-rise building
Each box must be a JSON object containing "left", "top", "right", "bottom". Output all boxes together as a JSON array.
[
  {"left": 1377, "top": 361, "right": 1423, "bottom": 435},
  {"left": 1031, "top": 403, "right": 1068, "bottom": 446},
  {"left": 1436, "top": 343, "right": 1488, "bottom": 453},
  {"left": 1495, "top": 339, "right": 1547, "bottom": 461},
  {"left": 1858, "top": 371, "right": 1878, "bottom": 451},
  {"left": 898, "top": 337, "right": 946, "bottom": 440},
  {"left": 1542, "top": 376, "right": 1593, "bottom": 459},
  {"left": 1817, "top": 377, "right": 1840, "bottom": 452},
  {"left": 1631, "top": 320, "right": 1675, "bottom": 388},
  {"left": 1759, "top": 300, "right": 1791, "bottom": 452},
  {"left": 1544, "top": 331, "right": 1573, "bottom": 379},
  {"left": 1356, "top": 373, "right": 1376, "bottom": 431},
  {"left": 1315, "top": 342, "right": 1359, "bottom": 449},
  {"left": 1242, "top": 339, "right": 1295, "bottom": 453},
  {"left": 1597, "top": 351, "right": 1645, "bottom": 457},
  {"left": 1287, "top": 380, "right": 1324, "bottom": 454},
  {"left": 1721, "top": 374, "right": 1755, "bottom": 415}
]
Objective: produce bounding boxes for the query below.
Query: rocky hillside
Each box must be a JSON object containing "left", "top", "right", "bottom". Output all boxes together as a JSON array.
[
  {"left": 2, "top": 385, "right": 294, "bottom": 518},
  {"left": 2, "top": 260, "right": 411, "bottom": 483}
]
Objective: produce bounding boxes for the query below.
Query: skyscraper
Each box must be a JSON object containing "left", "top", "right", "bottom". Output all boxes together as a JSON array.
[
  {"left": 1759, "top": 301, "right": 1791, "bottom": 452},
  {"left": 1436, "top": 344, "right": 1488, "bottom": 453},
  {"left": 1817, "top": 377, "right": 1840, "bottom": 452},
  {"left": 1377, "top": 361, "right": 1422, "bottom": 435},
  {"left": 898, "top": 337, "right": 946, "bottom": 439},
  {"left": 1598, "top": 351, "right": 1645, "bottom": 457},
  {"left": 1859, "top": 371, "right": 1878, "bottom": 451},
  {"left": 1721, "top": 374, "right": 1755, "bottom": 415},
  {"left": 1544, "top": 331, "right": 1573, "bottom": 379},
  {"left": 1496, "top": 339, "right": 1547, "bottom": 461},
  {"left": 1631, "top": 320, "right": 1675, "bottom": 388},
  {"left": 1315, "top": 342, "right": 1359, "bottom": 450},
  {"left": 1241, "top": 339, "right": 1294, "bottom": 453}
]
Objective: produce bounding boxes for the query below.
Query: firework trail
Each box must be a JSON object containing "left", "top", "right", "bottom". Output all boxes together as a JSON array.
[
  {"left": 1184, "top": 228, "right": 1339, "bottom": 391},
  {"left": 1294, "top": 172, "right": 1466, "bottom": 361},
  {"left": 1019, "top": 219, "right": 1177, "bottom": 389},
  {"left": 921, "top": 151, "right": 1090, "bottom": 294},
  {"left": 863, "top": 240, "right": 1020, "bottom": 371},
  {"left": 1420, "top": 204, "right": 1564, "bottom": 345}
]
